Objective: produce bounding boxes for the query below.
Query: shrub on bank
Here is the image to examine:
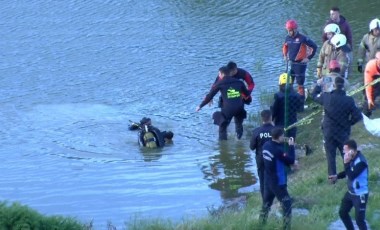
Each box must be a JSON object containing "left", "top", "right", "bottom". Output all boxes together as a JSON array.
[{"left": 0, "top": 202, "right": 87, "bottom": 230}]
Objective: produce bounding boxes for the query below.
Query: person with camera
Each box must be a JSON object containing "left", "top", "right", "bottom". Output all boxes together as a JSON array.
[
  {"left": 260, "top": 127, "right": 296, "bottom": 230},
  {"left": 330, "top": 139, "right": 369, "bottom": 230}
]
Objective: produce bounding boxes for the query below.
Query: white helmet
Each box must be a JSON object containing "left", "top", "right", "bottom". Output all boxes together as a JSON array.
[
  {"left": 369, "top": 18, "right": 380, "bottom": 31},
  {"left": 330, "top": 34, "right": 347, "bottom": 48},
  {"left": 324, "top": 23, "right": 341, "bottom": 34}
]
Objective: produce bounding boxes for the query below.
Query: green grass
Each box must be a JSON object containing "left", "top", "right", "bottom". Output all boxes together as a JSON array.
[{"left": 0, "top": 201, "right": 88, "bottom": 230}]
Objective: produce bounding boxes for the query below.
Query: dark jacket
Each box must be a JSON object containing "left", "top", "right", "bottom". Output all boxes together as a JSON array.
[
  {"left": 250, "top": 123, "right": 275, "bottom": 155},
  {"left": 323, "top": 15, "right": 353, "bottom": 49},
  {"left": 337, "top": 151, "right": 368, "bottom": 195},
  {"left": 212, "top": 68, "right": 255, "bottom": 94},
  {"left": 312, "top": 86, "right": 362, "bottom": 140},
  {"left": 263, "top": 140, "right": 295, "bottom": 186},
  {"left": 200, "top": 76, "right": 249, "bottom": 119},
  {"left": 283, "top": 32, "right": 318, "bottom": 62},
  {"left": 271, "top": 87, "right": 303, "bottom": 127}
]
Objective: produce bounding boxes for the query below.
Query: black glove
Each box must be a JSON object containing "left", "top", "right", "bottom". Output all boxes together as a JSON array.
[
  {"left": 243, "top": 95, "right": 252, "bottom": 105},
  {"left": 357, "top": 64, "right": 363, "bottom": 73}
]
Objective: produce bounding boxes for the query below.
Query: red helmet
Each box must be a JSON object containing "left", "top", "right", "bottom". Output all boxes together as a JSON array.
[
  {"left": 329, "top": 60, "right": 340, "bottom": 70},
  {"left": 285, "top": 20, "right": 298, "bottom": 30}
]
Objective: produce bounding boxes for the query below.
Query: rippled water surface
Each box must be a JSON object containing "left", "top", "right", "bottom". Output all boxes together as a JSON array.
[{"left": 0, "top": 0, "right": 378, "bottom": 228}]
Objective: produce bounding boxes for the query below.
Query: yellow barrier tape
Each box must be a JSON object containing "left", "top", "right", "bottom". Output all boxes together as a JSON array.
[{"left": 284, "top": 77, "right": 380, "bottom": 131}]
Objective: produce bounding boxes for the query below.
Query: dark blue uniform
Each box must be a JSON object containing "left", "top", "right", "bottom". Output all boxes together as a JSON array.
[
  {"left": 212, "top": 68, "right": 255, "bottom": 105},
  {"left": 249, "top": 123, "right": 275, "bottom": 200},
  {"left": 271, "top": 87, "right": 303, "bottom": 138},
  {"left": 283, "top": 32, "right": 317, "bottom": 87},
  {"left": 199, "top": 76, "right": 249, "bottom": 140},
  {"left": 260, "top": 140, "right": 295, "bottom": 229},
  {"left": 312, "top": 86, "right": 362, "bottom": 176},
  {"left": 337, "top": 151, "right": 369, "bottom": 230}
]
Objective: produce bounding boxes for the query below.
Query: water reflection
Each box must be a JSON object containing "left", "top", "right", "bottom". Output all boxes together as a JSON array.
[{"left": 201, "top": 141, "right": 256, "bottom": 200}]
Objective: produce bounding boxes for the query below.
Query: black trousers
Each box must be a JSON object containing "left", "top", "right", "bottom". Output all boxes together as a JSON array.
[
  {"left": 260, "top": 183, "right": 292, "bottom": 230},
  {"left": 339, "top": 192, "right": 368, "bottom": 230},
  {"left": 323, "top": 134, "right": 347, "bottom": 176},
  {"left": 255, "top": 153, "right": 265, "bottom": 201},
  {"left": 290, "top": 62, "right": 307, "bottom": 86},
  {"left": 216, "top": 109, "right": 246, "bottom": 140}
]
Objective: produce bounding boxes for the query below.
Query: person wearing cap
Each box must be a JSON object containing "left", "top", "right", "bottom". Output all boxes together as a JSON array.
[
  {"left": 271, "top": 73, "right": 303, "bottom": 139},
  {"left": 312, "top": 76, "right": 362, "bottom": 183},
  {"left": 260, "top": 127, "right": 296, "bottom": 230},
  {"left": 196, "top": 66, "right": 250, "bottom": 140},
  {"left": 138, "top": 117, "right": 174, "bottom": 148},
  {"left": 249, "top": 109, "right": 275, "bottom": 201},
  {"left": 210, "top": 61, "right": 255, "bottom": 107},
  {"left": 363, "top": 51, "right": 380, "bottom": 116},
  {"left": 357, "top": 18, "right": 380, "bottom": 73},
  {"left": 317, "top": 25, "right": 351, "bottom": 79},
  {"left": 322, "top": 7, "right": 353, "bottom": 50},
  {"left": 283, "top": 19, "right": 318, "bottom": 102},
  {"left": 317, "top": 60, "right": 350, "bottom": 93}
]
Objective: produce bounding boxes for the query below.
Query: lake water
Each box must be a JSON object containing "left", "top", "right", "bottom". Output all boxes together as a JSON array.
[{"left": 0, "top": 0, "right": 378, "bottom": 229}]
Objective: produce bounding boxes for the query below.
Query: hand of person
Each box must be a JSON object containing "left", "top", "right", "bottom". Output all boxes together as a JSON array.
[
  {"left": 243, "top": 95, "right": 252, "bottom": 105},
  {"left": 288, "top": 137, "right": 295, "bottom": 146},
  {"left": 368, "top": 100, "right": 375, "bottom": 110},
  {"left": 328, "top": 175, "right": 337, "bottom": 184},
  {"left": 316, "top": 67, "right": 322, "bottom": 78},
  {"left": 301, "top": 58, "right": 309, "bottom": 63},
  {"left": 357, "top": 64, "right": 363, "bottom": 73},
  {"left": 196, "top": 106, "right": 201, "bottom": 112}
]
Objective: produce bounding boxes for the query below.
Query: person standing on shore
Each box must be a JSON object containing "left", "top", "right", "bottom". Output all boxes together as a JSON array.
[
  {"left": 331, "top": 139, "right": 369, "bottom": 230},
  {"left": 260, "top": 127, "right": 296, "bottom": 230},
  {"left": 322, "top": 6, "right": 353, "bottom": 50},
  {"left": 317, "top": 23, "right": 341, "bottom": 78},
  {"left": 283, "top": 19, "right": 318, "bottom": 104},
  {"left": 357, "top": 18, "right": 380, "bottom": 73},
  {"left": 312, "top": 76, "right": 362, "bottom": 183},
  {"left": 271, "top": 73, "right": 303, "bottom": 139},
  {"left": 249, "top": 109, "right": 275, "bottom": 201}
]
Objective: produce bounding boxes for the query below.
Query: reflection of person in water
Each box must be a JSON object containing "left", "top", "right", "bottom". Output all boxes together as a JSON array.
[{"left": 200, "top": 143, "right": 256, "bottom": 200}]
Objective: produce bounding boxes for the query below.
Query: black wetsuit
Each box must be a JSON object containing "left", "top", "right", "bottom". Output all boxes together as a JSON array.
[{"left": 199, "top": 76, "right": 249, "bottom": 140}]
